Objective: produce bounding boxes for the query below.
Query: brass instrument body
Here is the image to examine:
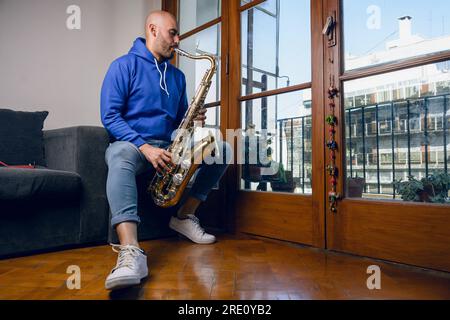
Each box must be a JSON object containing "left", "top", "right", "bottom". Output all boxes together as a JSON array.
[{"left": 148, "top": 48, "right": 218, "bottom": 208}]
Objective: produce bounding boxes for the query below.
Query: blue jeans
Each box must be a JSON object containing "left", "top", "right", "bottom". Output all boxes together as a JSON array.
[{"left": 105, "top": 139, "right": 231, "bottom": 228}]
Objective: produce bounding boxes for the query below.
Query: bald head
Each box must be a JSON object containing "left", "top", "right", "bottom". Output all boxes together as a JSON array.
[
  {"left": 144, "top": 10, "right": 179, "bottom": 62},
  {"left": 145, "top": 11, "right": 177, "bottom": 39}
]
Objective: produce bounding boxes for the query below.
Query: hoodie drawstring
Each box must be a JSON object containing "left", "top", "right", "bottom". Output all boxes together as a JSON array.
[
  {"left": 154, "top": 58, "right": 170, "bottom": 97},
  {"left": 162, "top": 62, "right": 169, "bottom": 97}
]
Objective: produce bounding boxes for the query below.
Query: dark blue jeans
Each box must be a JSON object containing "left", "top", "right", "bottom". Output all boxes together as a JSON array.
[{"left": 105, "top": 139, "right": 231, "bottom": 228}]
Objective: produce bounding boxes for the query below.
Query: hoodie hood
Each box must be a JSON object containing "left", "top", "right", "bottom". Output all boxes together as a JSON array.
[
  {"left": 129, "top": 37, "right": 171, "bottom": 96},
  {"left": 101, "top": 37, "right": 188, "bottom": 146},
  {"left": 129, "top": 37, "right": 170, "bottom": 64}
]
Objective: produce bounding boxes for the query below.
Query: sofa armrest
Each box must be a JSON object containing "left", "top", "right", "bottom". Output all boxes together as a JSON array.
[{"left": 44, "top": 126, "right": 110, "bottom": 243}]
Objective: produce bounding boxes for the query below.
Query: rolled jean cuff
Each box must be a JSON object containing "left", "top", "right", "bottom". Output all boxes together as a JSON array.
[
  {"left": 188, "top": 191, "right": 208, "bottom": 202},
  {"left": 111, "top": 214, "right": 141, "bottom": 229}
]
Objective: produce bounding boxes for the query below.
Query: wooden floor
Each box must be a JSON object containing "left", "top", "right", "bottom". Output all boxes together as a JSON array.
[{"left": 0, "top": 234, "right": 449, "bottom": 300}]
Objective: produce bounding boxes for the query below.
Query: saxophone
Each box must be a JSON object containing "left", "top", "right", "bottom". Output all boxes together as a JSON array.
[{"left": 148, "top": 48, "right": 218, "bottom": 208}]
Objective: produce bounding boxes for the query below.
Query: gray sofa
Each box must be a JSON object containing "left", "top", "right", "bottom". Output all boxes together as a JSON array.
[
  {"left": 0, "top": 126, "right": 110, "bottom": 257},
  {"left": 0, "top": 112, "right": 223, "bottom": 258}
]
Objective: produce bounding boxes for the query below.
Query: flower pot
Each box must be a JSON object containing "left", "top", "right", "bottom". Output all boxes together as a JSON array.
[
  {"left": 346, "top": 177, "right": 365, "bottom": 198},
  {"left": 418, "top": 190, "right": 431, "bottom": 202},
  {"left": 271, "top": 170, "right": 296, "bottom": 192},
  {"left": 242, "top": 164, "right": 262, "bottom": 182}
]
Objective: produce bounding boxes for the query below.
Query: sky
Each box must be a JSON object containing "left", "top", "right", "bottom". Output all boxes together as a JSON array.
[
  {"left": 343, "top": 0, "right": 450, "bottom": 57},
  {"left": 241, "top": 0, "right": 312, "bottom": 121},
  {"left": 242, "top": 0, "right": 311, "bottom": 87}
]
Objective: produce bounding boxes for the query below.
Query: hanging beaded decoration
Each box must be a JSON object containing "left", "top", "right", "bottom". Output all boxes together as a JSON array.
[{"left": 326, "top": 81, "right": 341, "bottom": 212}]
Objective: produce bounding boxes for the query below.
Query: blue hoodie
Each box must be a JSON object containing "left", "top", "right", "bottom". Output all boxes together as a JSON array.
[{"left": 101, "top": 37, "right": 188, "bottom": 147}]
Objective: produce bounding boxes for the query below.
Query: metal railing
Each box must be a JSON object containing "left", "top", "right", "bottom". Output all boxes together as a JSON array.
[
  {"left": 269, "top": 94, "right": 449, "bottom": 197},
  {"left": 242, "top": 89, "right": 449, "bottom": 196},
  {"left": 276, "top": 116, "right": 312, "bottom": 193},
  {"left": 346, "top": 93, "right": 449, "bottom": 197}
]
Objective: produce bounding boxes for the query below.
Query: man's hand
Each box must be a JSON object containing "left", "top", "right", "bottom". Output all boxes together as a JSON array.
[
  {"left": 193, "top": 107, "right": 207, "bottom": 126},
  {"left": 139, "top": 144, "right": 173, "bottom": 172}
]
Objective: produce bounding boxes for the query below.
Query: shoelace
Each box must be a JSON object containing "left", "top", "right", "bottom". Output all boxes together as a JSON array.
[
  {"left": 187, "top": 215, "right": 206, "bottom": 236},
  {"left": 110, "top": 244, "right": 143, "bottom": 272}
]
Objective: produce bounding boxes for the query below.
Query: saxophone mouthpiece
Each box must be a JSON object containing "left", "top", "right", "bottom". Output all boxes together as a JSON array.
[{"left": 174, "top": 47, "right": 188, "bottom": 57}]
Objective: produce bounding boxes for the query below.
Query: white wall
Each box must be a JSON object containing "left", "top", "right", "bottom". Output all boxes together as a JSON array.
[{"left": 0, "top": 0, "right": 161, "bottom": 130}]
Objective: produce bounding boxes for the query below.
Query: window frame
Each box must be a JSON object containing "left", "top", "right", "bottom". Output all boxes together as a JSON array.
[{"left": 238, "top": 0, "right": 313, "bottom": 103}]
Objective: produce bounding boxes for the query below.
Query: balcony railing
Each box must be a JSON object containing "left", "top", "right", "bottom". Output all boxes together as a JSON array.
[
  {"left": 346, "top": 93, "right": 449, "bottom": 197},
  {"left": 276, "top": 116, "right": 312, "bottom": 193},
  {"left": 269, "top": 93, "right": 449, "bottom": 197}
]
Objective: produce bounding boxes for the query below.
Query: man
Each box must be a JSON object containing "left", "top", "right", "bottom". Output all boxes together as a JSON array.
[{"left": 100, "top": 10, "right": 230, "bottom": 291}]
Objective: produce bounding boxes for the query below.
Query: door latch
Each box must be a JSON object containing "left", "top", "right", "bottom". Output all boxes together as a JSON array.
[{"left": 323, "top": 12, "right": 336, "bottom": 47}]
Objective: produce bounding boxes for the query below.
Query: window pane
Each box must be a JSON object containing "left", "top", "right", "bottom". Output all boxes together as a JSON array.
[
  {"left": 344, "top": 61, "right": 450, "bottom": 203},
  {"left": 241, "top": 0, "right": 311, "bottom": 96},
  {"left": 240, "top": 89, "right": 312, "bottom": 194},
  {"left": 241, "top": 0, "right": 277, "bottom": 14},
  {"left": 344, "top": 0, "right": 450, "bottom": 71},
  {"left": 178, "top": 24, "right": 221, "bottom": 106},
  {"left": 204, "top": 105, "right": 220, "bottom": 128},
  {"left": 179, "top": 0, "right": 221, "bottom": 34}
]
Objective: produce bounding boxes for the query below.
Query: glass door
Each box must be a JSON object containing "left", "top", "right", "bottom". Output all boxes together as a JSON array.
[
  {"left": 326, "top": 0, "right": 450, "bottom": 271},
  {"left": 227, "top": 0, "right": 325, "bottom": 247}
]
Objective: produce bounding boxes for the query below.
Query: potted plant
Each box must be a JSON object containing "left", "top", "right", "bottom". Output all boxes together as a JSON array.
[
  {"left": 270, "top": 163, "right": 296, "bottom": 192},
  {"left": 242, "top": 125, "right": 273, "bottom": 183},
  {"left": 346, "top": 176, "right": 366, "bottom": 198},
  {"left": 393, "top": 172, "right": 450, "bottom": 203}
]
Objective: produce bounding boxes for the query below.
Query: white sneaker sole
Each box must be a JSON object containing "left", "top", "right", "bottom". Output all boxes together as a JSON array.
[
  {"left": 169, "top": 221, "right": 216, "bottom": 244},
  {"left": 105, "top": 273, "right": 148, "bottom": 291}
]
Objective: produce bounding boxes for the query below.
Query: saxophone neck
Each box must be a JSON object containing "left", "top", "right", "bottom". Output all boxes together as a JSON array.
[{"left": 174, "top": 48, "right": 216, "bottom": 68}]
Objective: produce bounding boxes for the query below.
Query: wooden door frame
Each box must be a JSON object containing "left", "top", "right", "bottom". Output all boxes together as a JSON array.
[
  {"left": 225, "top": 0, "right": 326, "bottom": 248},
  {"left": 324, "top": 0, "right": 450, "bottom": 272}
]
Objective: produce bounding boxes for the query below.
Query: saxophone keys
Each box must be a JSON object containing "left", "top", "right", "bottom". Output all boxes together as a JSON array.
[
  {"left": 181, "top": 159, "right": 191, "bottom": 170},
  {"left": 172, "top": 173, "right": 184, "bottom": 185}
]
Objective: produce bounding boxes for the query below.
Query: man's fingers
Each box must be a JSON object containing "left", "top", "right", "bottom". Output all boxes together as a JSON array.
[
  {"left": 193, "top": 109, "right": 207, "bottom": 120},
  {"left": 163, "top": 150, "right": 172, "bottom": 158},
  {"left": 151, "top": 160, "right": 159, "bottom": 170},
  {"left": 157, "top": 162, "right": 169, "bottom": 172},
  {"left": 161, "top": 154, "right": 173, "bottom": 166},
  {"left": 195, "top": 115, "right": 207, "bottom": 121},
  {"left": 144, "top": 147, "right": 175, "bottom": 172},
  {"left": 163, "top": 151, "right": 174, "bottom": 164}
]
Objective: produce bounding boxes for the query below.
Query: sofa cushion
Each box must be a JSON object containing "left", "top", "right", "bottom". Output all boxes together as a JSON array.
[
  {"left": 0, "top": 168, "right": 81, "bottom": 201},
  {"left": 0, "top": 108, "right": 48, "bottom": 166}
]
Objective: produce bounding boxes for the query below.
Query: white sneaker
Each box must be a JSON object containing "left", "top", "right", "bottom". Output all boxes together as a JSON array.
[
  {"left": 169, "top": 214, "right": 216, "bottom": 244},
  {"left": 105, "top": 244, "right": 148, "bottom": 290}
]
